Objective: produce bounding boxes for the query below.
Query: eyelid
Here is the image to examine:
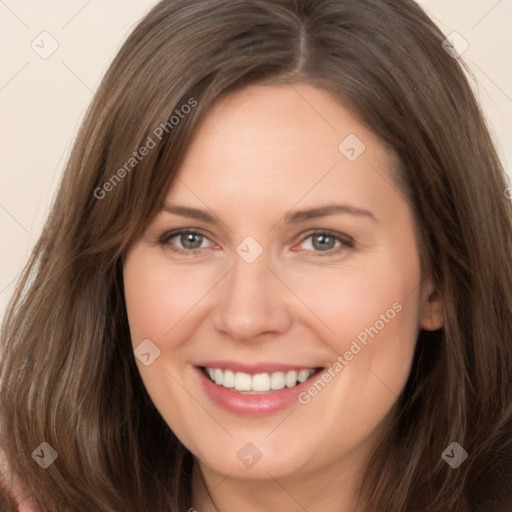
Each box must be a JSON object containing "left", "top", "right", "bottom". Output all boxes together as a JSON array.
[
  {"left": 158, "top": 228, "right": 216, "bottom": 253},
  {"left": 158, "top": 228, "right": 354, "bottom": 255},
  {"left": 293, "top": 229, "right": 354, "bottom": 256}
]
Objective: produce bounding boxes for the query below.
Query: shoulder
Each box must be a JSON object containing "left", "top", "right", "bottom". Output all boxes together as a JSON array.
[
  {"left": 0, "top": 450, "right": 36, "bottom": 512},
  {"left": 0, "top": 484, "right": 36, "bottom": 512},
  {"left": 18, "top": 503, "right": 37, "bottom": 512}
]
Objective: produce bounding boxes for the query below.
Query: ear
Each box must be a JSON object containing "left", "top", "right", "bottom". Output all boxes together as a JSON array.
[{"left": 419, "top": 275, "right": 444, "bottom": 331}]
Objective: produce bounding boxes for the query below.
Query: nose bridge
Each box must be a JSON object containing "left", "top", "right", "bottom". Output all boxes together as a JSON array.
[{"left": 213, "top": 243, "right": 290, "bottom": 340}]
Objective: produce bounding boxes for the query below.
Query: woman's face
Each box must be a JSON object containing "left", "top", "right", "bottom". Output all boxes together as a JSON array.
[{"left": 123, "top": 83, "right": 443, "bottom": 484}]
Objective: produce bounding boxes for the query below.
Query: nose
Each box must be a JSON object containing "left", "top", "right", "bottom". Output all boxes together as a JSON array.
[{"left": 212, "top": 249, "right": 293, "bottom": 342}]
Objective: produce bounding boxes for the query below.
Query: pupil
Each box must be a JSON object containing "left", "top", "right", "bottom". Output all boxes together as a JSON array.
[
  {"left": 182, "top": 233, "right": 202, "bottom": 249},
  {"left": 313, "top": 234, "right": 334, "bottom": 251}
]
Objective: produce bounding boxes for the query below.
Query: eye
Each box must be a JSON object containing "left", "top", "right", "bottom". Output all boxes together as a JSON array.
[
  {"left": 157, "top": 228, "right": 354, "bottom": 257},
  {"left": 159, "top": 230, "right": 215, "bottom": 254},
  {"left": 295, "top": 230, "right": 354, "bottom": 256}
]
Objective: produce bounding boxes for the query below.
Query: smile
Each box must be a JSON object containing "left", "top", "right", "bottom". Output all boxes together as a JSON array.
[
  {"left": 202, "top": 366, "right": 318, "bottom": 393},
  {"left": 195, "top": 363, "right": 325, "bottom": 416}
]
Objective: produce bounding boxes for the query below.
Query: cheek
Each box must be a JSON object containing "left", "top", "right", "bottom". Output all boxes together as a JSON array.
[
  {"left": 287, "top": 259, "right": 422, "bottom": 451},
  {"left": 123, "top": 251, "right": 217, "bottom": 346},
  {"left": 284, "top": 252, "right": 422, "bottom": 357},
  {"left": 123, "top": 250, "right": 212, "bottom": 451},
  {"left": 287, "top": 248, "right": 423, "bottom": 447}
]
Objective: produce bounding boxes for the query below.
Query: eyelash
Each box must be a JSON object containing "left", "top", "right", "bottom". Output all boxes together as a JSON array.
[{"left": 157, "top": 229, "right": 354, "bottom": 257}]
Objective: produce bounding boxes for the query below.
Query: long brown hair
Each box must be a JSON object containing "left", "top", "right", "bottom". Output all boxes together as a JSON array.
[{"left": 1, "top": 1, "right": 511, "bottom": 510}]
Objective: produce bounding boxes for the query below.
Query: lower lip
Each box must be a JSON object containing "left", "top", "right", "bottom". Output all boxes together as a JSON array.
[{"left": 195, "top": 366, "right": 320, "bottom": 417}]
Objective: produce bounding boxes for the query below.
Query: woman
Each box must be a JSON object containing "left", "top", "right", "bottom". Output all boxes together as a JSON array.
[{"left": 1, "top": 0, "right": 511, "bottom": 510}]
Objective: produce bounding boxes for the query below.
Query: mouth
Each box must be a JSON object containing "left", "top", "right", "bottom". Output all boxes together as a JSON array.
[
  {"left": 194, "top": 363, "right": 325, "bottom": 416},
  {"left": 199, "top": 366, "right": 323, "bottom": 394}
]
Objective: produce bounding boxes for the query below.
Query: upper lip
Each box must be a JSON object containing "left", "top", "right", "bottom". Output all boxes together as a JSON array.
[{"left": 196, "top": 361, "right": 323, "bottom": 374}]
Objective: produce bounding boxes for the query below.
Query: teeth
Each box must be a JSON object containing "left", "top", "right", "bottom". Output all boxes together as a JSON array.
[
  {"left": 270, "top": 371, "right": 285, "bottom": 390},
  {"left": 297, "top": 369, "right": 311, "bottom": 383},
  {"left": 223, "top": 370, "right": 235, "bottom": 388},
  {"left": 285, "top": 370, "right": 298, "bottom": 388},
  {"left": 204, "top": 367, "right": 316, "bottom": 392},
  {"left": 234, "top": 372, "right": 252, "bottom": 391},
  {"left": 252, "top": 373, "right": 270, "bottom": 391}
]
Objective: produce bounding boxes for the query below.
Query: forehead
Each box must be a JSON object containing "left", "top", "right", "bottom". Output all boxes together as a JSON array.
[{"left": 167, "top": 83, "right": 396, "bottom": 219}]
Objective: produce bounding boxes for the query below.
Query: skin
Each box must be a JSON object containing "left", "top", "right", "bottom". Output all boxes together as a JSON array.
[{"left": 123, "top": 83, "right": 444, "bottom": 512}]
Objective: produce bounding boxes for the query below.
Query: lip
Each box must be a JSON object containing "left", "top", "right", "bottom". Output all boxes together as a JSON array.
[
  {"left": 194, "top": 364, "right": 323, "bottom": 417},
  {"left": 197, "top": 360, "right": 319, "bottom": 374}
]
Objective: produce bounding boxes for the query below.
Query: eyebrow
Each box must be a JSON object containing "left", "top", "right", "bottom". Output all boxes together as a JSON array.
[
  {"left": 161, "top": 204, "right": 218, "bottom": 223},
  {"left": 161, "top": 202, "right": 377, "bottom": 224},
  {"left": 283, "top": 204, "right": 377, "bottom": 223}
]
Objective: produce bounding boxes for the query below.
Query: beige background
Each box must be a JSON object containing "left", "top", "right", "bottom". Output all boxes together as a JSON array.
[{"left": 1, "top": 0, "right": 511, "bottom": 320}]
